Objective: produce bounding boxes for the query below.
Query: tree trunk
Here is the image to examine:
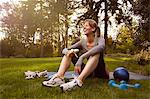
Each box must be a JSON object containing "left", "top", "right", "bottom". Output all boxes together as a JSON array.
[
  {"left": 65, "top": 14, "right": 68, "bottom": 48},
  {"left": 104, "top": 0, "right": 108, "bottom": 42},
  {"left": 40, "top": 31, "right": 44, "bottom": 57},
  {"left": 58, "top": 32, "right": 61, "bottom": 56}
]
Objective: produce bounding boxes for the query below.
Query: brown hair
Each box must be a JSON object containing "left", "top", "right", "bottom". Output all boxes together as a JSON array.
[
  {"left": 96, "top": 26, "right": 101, "bottom": 37},
  {"left": 84, "top": 19, "right": 98, "bottom": 32},
  {"left": 84, "top": 19, "right": 101, "bottom": 37}
]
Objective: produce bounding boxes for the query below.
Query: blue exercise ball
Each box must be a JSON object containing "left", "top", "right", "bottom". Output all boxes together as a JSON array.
[{"left": 113, "top": 67, "right": 129, "bottom": 81}]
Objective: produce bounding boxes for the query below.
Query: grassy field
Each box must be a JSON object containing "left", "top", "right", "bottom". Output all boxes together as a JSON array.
[{"left": 0, "top": 56, "right": 150, "bottom": 99}]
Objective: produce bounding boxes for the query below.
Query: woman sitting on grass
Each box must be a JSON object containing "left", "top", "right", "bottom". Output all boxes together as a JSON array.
[{"left": 42, "top": 19, "right": 109, "bottom": 91}]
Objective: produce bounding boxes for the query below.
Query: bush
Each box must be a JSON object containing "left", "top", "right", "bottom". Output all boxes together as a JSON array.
[{"left": 134, "top": 47, "right": 150, "bottom": 65}]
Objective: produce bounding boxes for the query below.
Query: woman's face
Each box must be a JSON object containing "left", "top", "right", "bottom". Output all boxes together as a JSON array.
[{"left": 83, "top": 22, "right": 95, "bottom": 35}]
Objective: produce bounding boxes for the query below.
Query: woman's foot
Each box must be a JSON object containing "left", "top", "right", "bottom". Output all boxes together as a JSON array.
[
  {"left": 60, "top": 78, "right": 83, "bottom": 92},
  {"left": 42, "top": 74, "right": 65, "bottom": 87}
]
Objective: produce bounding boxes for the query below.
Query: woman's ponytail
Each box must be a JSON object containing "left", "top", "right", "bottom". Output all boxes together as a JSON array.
[{"left": 96, "top": 27, "right": 101, "bottom": 37}]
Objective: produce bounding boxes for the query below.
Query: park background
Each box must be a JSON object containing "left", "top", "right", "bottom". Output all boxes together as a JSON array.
[{"left": 0, "top": 0, "right": 149, "bottom": 99}]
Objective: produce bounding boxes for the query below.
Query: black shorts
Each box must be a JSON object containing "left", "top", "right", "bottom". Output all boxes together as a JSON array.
[{"left": 71, "top": 52, "right": 109, "bottom": 79}]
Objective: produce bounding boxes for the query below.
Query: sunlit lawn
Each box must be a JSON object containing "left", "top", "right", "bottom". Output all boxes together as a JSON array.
[{"left": 0, "top": 56, "right": 150, "bottom": 99}]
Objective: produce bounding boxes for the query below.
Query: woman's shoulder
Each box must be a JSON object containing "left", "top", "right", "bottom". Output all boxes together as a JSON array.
[
  {"left": 97, "top": 37, "right": 105, "bottom": 44},
  {"left": 98, "top": 37, "right": 105, "bottom": 41},
  {"left": 78, "top": 37, "right": 86, "bottom": 43}
]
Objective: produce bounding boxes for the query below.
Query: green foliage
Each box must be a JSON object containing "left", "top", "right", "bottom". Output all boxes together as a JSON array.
[
  {"left": 0, "top": 39, "right": 12, "bottom": 57},
  {"left": 0, "top": 0, "right": 149, "bottom": 58},
  {"left": 75, "top": 0, "right": 135, "bottom": 40},
  {"left": 132, "top": 0, "right": 150, "bottom": 48},
  {"left": 0, "top": 0, "right": 71, "bottom": 57},
  {"left": 134, "top": 47, "right": 150, "bottom": 65},
  {"left": 0, "top": 38, "right": 54, "bottom": 58},
  {"left": 0, "top": 37, "right": 25, "bottom": 57},
  {"left": 106, "top": 36, "right": 116, "bottom": 54},
  {"left": 115, "top": 25, "right": 136, "bottom": 54}
]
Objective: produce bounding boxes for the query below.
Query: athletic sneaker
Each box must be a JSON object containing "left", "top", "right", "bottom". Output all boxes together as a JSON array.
[
  {"left": 60, "top": 78, "right": 83, "bottom": 92},
  {"left": 42, "top": 74, "right": 65, "bottom": 87}
]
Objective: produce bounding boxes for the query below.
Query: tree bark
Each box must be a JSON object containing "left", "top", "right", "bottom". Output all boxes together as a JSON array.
[
  {"left": 104, "top": 0, "right": 108, "bottom": 42},
  {"left": 40, "top": 31, "right": 44, "bottom": 57}
]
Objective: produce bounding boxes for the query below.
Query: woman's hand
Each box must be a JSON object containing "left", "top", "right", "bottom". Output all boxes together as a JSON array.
[
  {"left": 74, "top": 66, "right": 81, "bottom": 74},
  {"left": 66, "top": 50, "right": 74, "bottom": 57}
]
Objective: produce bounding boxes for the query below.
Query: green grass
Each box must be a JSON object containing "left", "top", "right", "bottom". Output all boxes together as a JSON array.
[{"left": 0, "top": 56, "right": 150, "bottom": 99}]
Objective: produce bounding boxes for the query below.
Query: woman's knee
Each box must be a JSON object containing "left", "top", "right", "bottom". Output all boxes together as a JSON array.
[
  {"left": 86, "top": 54, "right": 100, "bottom": 65},
  {"left": 63, "top": 55, "right": 72, "bottom": 59}
]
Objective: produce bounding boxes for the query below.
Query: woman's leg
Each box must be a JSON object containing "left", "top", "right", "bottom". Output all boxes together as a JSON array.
[
  {"left": 57, "top": 55, "right": 72, "bottom": 77},
  {"left": 42, "top": 55, "right": 72, "bottom": 87},
  {"left": 59, "top": 54, "right": 100, "bottom": 91},
  {"left": 94, "top": 52, "right": 109, "bottom": 79},
  {"left": 78, "top": 54, "right": 100, "bottom": 82}
]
